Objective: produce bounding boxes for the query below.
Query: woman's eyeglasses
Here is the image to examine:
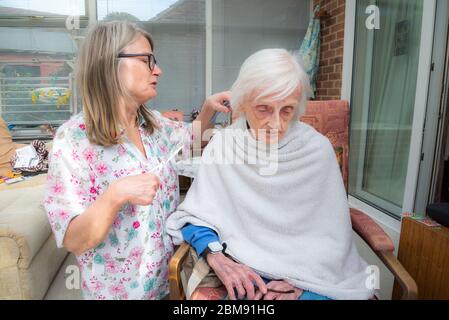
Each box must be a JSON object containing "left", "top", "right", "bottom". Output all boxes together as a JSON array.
[{"left": 117, "top": 53, "right": 157, "bottom": 72}]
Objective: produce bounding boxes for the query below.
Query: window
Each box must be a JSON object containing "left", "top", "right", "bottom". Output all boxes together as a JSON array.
[
  {"left": 349, "top": 0, "right": 425, "bottom": 218},
  {"left": 0, "top": 0, "right": 87, "bottom": 140},
  {"left": 0, "top": 0, "right": 310, "bottom": 138},
  {"left": 98, "top": 0, "right": 310, "bottom": 121}
]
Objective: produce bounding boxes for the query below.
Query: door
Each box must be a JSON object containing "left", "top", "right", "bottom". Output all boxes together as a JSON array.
[{"left": 348, "top": 0, "right": 436, "bottom": 219}]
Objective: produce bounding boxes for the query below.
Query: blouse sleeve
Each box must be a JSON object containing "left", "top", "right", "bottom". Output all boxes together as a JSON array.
[{"left": 44, "top": 127, "right": 91, "bottom": 248}]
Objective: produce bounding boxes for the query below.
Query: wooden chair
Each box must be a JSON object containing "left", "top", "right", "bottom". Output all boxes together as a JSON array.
[{"left": 168, "top": 100, "right": 418, "bottom": 300}]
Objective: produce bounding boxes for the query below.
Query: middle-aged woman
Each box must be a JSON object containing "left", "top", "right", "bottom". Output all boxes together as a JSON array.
[{"left": 44, "top": 21, "right": 230, "bottom": 300}]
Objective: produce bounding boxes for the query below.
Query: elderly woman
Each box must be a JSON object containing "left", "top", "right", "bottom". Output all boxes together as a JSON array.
[
  {"left": 166, "top": 48, "right": 376, "bottom": 300},
  {"left": 44, "top": 21, "right": 230, "bottom": 300}
]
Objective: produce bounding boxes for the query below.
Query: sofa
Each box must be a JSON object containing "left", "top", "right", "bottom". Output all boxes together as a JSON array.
[
  {"left": 0, "top": 116, "right": 70, "bottom": 299},
  {"left": 0, "top": 174, "right": 70, "bottom": 299}
]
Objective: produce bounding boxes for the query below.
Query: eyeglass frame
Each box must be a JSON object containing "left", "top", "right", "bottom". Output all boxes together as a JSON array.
[{"left": 117, "top": 53, "right": 157, "bottom": 72}]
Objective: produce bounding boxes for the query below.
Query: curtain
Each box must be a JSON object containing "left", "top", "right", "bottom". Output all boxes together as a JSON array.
[
  {"left": 363, "top": 0, "right": 423, "bottom": 207},
  {"left": 299, "top": 5, "right": 321, "bottom": 99}
]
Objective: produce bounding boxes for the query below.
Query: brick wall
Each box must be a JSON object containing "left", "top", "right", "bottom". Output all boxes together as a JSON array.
[{"left": 313, "top": 0, "right": 345, "bottom": 101}]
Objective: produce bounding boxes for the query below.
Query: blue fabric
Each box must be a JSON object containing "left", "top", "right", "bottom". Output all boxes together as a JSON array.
[
  {"left": 299, "top": 5, "right": 321, "bottom": 98},
  {"left": 181, "top": 224, "right": 220, "bottom": 256},
  {"left": 299, "top": 291, "right": 332, "bottom": 300}
]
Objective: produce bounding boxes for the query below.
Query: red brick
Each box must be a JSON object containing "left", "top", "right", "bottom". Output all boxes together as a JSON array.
[
  {"left": 329, "top": 72, "right": 341, "bottom": 81},
  {"left": 321, "top": 65, "right": 334, "bottom": 74},
  {"left": 314, "top": 0, "right": 346, "bottom": 100}
]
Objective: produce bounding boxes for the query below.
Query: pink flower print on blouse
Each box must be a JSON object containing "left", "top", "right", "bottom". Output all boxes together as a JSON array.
[
  {"left": 108, "top": 283, "right": 127, "bottom": 299},
  {"left": 95, "top": 162, "right": 109, "bottom": 176},
  {"left": 105, "top": 260, "right": 120, "bottom": 274},
  {"left": 50, "top": 181, "right": 65, "bottom": 195},
  {"left": 53, "top": 149, "right": 62, "bottom": 159},
  {"left": 91, "top": 280, "right": 105, "bottom": 293},
  {"left": 133, "top": 221, "right": 140, "bottom": 229},
  {"left": 129, "top": 247, "right": 143, "bottom": 264},
  {"left": 71, "top": 149, "right": 80, "bottom": 161},
  {"left": 82, "top": 147, "right": 97, "bottom": 164},
  {"left": 58, "top": 210, "right": 70, "bottom": 221}
]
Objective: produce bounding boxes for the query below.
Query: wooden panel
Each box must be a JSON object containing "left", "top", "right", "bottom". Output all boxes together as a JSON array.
[{"left": 393, "top": 217, "right": 449, "bottom": 299}]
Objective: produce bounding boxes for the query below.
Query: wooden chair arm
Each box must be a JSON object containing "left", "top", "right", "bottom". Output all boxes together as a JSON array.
[
  {"left": 168, "top": 242, "right": 191, "bottom": 300},
  {"left": 350, "top": 208, "right": 418, "bottom": 299},
  {"left": 376, "top": 250, "right": 418, "bottom": 300}
]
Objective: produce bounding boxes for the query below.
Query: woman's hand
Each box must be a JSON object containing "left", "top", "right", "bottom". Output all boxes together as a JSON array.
[
  {"left": 206, "top": 252, "right": 267, "bottom": 300},
  {"left": 254, "top": 280, "right": 303, "bottom": 300},
  {"left": 194, "top": 91, "right": 232, "bottom": 147},
  {"left": 110, "top": 172, "right": 160, "bottom": 206},
  {"left": 202, "top": 91, "right": 232, "bottom": 114}
]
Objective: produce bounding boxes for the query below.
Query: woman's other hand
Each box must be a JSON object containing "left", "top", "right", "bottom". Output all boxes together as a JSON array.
[
  {"left": 111, "top": 172, "right": 160, "bottom": 206},
  {"left": 206, "top": 252, "right": 267, "bottom": 300},
  {"left": 254, "top": 280, "right": 303, "bottom": 300}
]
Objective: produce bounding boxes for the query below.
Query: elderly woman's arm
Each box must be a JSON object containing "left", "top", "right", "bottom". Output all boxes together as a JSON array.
[
  {"left": 63, "top": 173, "right": 160, "bottom": 256},
  {"left": 206, "top": 251, "right": 267, "bottom": 300}
]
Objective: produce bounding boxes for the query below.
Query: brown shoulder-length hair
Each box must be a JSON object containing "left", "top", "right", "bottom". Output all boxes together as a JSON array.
[{"left": 76, "top": 21, "right": 159, "bottom": 146}]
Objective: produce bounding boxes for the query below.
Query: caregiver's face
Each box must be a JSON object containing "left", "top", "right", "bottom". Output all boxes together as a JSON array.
[
  {"left": 118, "top": 34, "right": 162, "bottom": 105},
  {"left": 242, "top": 88, "right": 301, "bottom": 143}
]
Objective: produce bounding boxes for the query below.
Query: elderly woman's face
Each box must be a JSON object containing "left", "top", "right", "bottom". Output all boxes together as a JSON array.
[
  {"left": 241, "top": 88, "right": 301, "bottom": 143},
  {"left": 118, "top": 34, "right": 162, "bottom": 105}
]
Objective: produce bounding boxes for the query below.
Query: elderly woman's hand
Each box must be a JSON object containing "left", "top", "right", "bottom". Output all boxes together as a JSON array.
[
  {"left": 254, "top": 280, "right": 303, "bottom": 300},
  {"left": 206, "top": 252, "right": 267, "bottom": 300},
  {"left": 110, "top": 172, "right": 160, "bottom": 206}
]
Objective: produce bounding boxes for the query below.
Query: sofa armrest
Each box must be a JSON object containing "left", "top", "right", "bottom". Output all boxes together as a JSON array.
[{"left": 0, "top": 237, "right": 22, "bottom": 299}]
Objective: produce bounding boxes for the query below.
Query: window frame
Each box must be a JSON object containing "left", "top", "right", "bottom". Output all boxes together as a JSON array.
[{"left": 342, "top": 0, "right": 437, "bottom": 229}]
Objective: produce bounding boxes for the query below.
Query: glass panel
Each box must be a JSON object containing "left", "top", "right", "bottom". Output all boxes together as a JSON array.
[
  {"left": 349, "top": 0, "right": 424, "bottom": 217},
  {"left": 0, "top": 26, "right": 83, "bottom": 139},
  {"left": 211, "top": 0, "right": 310, "bottom": 124},
  {"left": 98, "top": 0, "right": 205, "bottom": 118},
  {"left": 0, "top": 0, "right": 85, "bottom": 17},
  {"left": 97, "top": 0, "right": 179, "bottom": 21}
]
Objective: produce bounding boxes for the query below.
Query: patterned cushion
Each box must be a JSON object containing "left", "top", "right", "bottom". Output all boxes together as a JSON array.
[
  {"left": 300, "top": 100, "right": 350, "bottom": 191},
  {"left": 190, "top": 286, "right": 227, "bottom": 300},
  {"left": 350, "top": 208, "right": 395, "bottom": 252}
]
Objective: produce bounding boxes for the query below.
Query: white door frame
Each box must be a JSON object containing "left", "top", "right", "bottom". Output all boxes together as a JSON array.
[
  {"left": 402, "top": 0, "right": 437, "bottom": 214},
  {"left": 414, "top": 0, "right": 449, "bottom": 214}
]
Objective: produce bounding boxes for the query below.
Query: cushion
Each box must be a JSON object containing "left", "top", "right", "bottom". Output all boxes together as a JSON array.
[
  {"left": 300, "top": 100, "right": 350, "bottom": 191},
  {"left": 350, "top": 208, "right": 395, "bottom": 252},
  {"left": 0, "top": 184, "right": 52, "bottom": 269},
  {"left": 191, "top": 286, "right": 227, "bottom": 300},
  {"left": 0, "top": 117, "right": 17, "bottom": 176}
]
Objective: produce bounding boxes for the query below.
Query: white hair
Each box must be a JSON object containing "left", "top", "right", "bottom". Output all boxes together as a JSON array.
[{"left": 230, "top": 48, "right": 312, "bottom": 120}]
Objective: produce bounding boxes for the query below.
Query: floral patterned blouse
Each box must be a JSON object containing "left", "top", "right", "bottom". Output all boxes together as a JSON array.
[{"left": 44, "top": 110, "right": 192, "bottom": 300}]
